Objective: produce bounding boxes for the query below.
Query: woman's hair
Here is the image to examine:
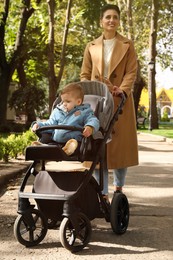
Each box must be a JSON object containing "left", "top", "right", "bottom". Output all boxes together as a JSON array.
[
  {"left": 100, "top": 4, "right": 120, "bottom": 19},
  {"left": 61, "top": 83, "right": 84, "bottom": 102}
]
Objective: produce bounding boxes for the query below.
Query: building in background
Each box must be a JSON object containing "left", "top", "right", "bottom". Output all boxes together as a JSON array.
[{"left": 139, "top": 88, "right": 173, "bottom": 120}]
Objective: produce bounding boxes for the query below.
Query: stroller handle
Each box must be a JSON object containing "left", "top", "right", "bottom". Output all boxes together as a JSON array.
[{"left": 35, "top": 125, "right": 83, "bottom": 136}]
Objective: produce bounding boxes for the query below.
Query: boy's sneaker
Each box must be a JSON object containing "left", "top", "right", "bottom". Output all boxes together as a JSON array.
[
  {"left": 32, "top": 141, "right": 42, "bottom": 145},
  {"left": 62, "top": 139, "right": 78, "bottom": 155}
]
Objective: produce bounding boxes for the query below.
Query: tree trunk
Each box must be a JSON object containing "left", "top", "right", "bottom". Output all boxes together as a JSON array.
[
  {"left": 0, "top": 67, "right": 11, "bottom": 123},
  {"left": 47, "top": 0, "right": 57, "bottom": 113},
  {"left": 133, "top": 61, "right": 146, "bottom": 119},
  {"left": 124, "top": 0, "right": 145, "bottom": 119},
  {"left": 0, "top": 0, "right": 10, "bottom": 123},
  {"left": 126, "top": 0, "right": 134, "bottom": 41},
  {"left": 47, "top": 0, "right": 73, "bottom": 113},
  {"left": 0, "top": 0, "right": 41, "bottom": 124},
  {"left": 148, "top": 0, "right": 159, "bottom": 130},
  {"left": 56, "top": 0, "right": 73, "bottom": 88},
  {"left": 17, "top": 61, "right": 36, "bottom": 124}
]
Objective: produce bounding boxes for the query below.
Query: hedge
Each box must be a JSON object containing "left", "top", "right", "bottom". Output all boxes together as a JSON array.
[{"left": 0, "top": 130, "right": 36, "bottom": 163}]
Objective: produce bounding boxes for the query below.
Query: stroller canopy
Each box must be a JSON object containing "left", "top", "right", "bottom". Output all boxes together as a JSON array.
[{"left": 78, "top": 81, "right": 114, "bottom": 134}]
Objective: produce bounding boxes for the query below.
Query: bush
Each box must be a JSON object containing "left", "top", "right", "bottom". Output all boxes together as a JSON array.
[
  {"left": 0, "top": 130, "right": 36, "bottom": 163},
  {"left": 161, "top": 111, "right": 170, "bottom": 122}
]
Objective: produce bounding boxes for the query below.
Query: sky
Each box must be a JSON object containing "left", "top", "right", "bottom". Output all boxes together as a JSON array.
[{"left": 156, "top": 66, "right": 173, "bottom": 89}]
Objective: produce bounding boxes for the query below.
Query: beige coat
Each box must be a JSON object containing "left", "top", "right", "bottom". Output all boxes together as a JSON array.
[{"left": 80, "top": 33, "right": 138, "bottom": 169}]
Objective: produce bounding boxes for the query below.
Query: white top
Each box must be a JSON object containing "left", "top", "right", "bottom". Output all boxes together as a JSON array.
[{"left": 103, "top": 37, "right": 116, "bottom": 78}]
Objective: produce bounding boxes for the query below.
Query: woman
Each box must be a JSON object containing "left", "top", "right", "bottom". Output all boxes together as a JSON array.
[{"left": 80, "top": 4, "right": 138, "bottom": 199}]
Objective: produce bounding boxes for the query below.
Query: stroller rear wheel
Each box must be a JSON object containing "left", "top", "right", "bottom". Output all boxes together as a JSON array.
[
  {"left": 14, "top": 208, "right": 48, "bottom": 247},
  {"left": 59, "top": 212, "right": 92, "bottom": 252},
  {"left": 110, "top": 192, "right": 129, "bottom": 234}
]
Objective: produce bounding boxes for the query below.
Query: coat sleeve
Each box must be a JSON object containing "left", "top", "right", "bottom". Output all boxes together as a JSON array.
[
  {"left": 119, "top": 40, "right": 137, "bottom": 96},
  {"left": 37, "top": 108, "right": 60, "bottom": 127},
  {"left": 80, "top": 43, "right": 92, "bottom": 81},
  {"left": 83, "top": 109, "right": 100, "bottom": 133}
]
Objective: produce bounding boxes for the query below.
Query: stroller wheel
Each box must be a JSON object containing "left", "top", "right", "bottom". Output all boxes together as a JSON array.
[
  {"left": 14, "top": 209, "right": 48, "bottom": 247},
  {"left": 59, "top": 212, "right": 91, "bottom": 252},
  {"left": 110, "top": 192, "right": 129, "bottom": 234}
]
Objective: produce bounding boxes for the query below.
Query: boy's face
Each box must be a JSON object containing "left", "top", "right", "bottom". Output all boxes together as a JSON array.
[{"left": 61, "top": 92, "right": 82, "bottom": 112}]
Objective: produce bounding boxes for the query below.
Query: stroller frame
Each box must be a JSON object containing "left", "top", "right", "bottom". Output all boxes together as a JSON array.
[{"left": 14, "top": 81, "right": 129, "bottom": 252}]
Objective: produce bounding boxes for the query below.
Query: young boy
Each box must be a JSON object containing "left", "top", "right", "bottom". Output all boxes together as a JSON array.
[{"left": 31, "top": 82, "right": 100, "bottom": 155}]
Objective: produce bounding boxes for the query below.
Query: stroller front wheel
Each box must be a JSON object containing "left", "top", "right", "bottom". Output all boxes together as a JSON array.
[
  {"left": 110, "top": 192, "right": 129, "bottom": 234},
  {"left": 14, "top": 208, "right": 48, "bottom": 247},
  {"left": 59, "top": 212, "right": 92, "bottom": 252}
]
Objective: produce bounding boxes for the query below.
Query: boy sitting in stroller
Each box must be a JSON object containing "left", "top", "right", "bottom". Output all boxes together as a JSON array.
[{"left": 31, "top": 82, "right": 100, "bottom": 155}]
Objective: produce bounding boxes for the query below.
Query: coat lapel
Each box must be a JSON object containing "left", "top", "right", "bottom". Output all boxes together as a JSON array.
[
  {"left": 108, "top": 35, "right": 129, "bottom": 77},
  {"left": 89, "top": 34, "right": 130, "bottom": 78},
  {"left": 89, "top": 36, "right": 103, "bottom": 76}
]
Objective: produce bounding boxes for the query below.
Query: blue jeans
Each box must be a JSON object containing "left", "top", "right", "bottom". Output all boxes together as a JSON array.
[{"left": 94, "top": 168, "right": 127, "bottom": 195}]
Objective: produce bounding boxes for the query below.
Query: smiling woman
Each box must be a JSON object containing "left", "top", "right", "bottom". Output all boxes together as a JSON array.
[{"left": 80, "top": 4, "right": 138, "bottom": 198}]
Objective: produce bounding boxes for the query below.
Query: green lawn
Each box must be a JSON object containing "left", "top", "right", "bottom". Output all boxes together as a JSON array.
[{"left": 138, "top": 123, "right": 173, "bottom": 139}]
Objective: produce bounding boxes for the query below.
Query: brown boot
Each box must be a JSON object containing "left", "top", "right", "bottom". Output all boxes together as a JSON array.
[{"left": 62, "top": 139, "right": 78, "bottom": 155}]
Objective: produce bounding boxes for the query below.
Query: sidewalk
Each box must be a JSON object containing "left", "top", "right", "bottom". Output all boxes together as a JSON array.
[
  {"left": 0, "top": 133, "right": 173, "bottom": 259},
  {"left": 0, "top": 160, "right": 29, "bottom": 192},
  {"left": 0, "top": 133, "right": 172, "bottom": 191}
]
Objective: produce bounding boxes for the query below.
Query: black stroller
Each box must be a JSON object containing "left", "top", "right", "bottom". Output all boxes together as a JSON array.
[{"left": 14, "top": 81, "right": 129, "bottom": 252}]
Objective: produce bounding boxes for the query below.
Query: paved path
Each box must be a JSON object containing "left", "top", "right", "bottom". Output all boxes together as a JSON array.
[{"left": 0, "top": 133, "right": 173, "bottom": 259}]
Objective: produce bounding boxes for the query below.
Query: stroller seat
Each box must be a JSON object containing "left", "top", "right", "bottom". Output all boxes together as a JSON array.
[{"left": 25, "top": 88, "right": 113, "bottom": 163}]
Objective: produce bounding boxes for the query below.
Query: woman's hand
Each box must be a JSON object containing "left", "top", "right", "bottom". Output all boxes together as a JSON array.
[
  {"left": 99, "top": 77, "right": 125, "bottom": 98},
  {"left": 112, "top": 86, "right": 124, "bottom": 97},
  {"left": 83, "top": 126, "right": 93, "bottom": 137}
]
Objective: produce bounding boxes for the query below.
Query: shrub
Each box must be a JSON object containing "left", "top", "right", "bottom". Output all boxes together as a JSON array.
[
  {"left": 161, "top": 111, "right": 170, "bottom": 122},
  {"left": 0, "top": 137, "right": 14, "bottom": 163},
  {"left": 0, "top": 130, "right": 36, "bottom": 162}
]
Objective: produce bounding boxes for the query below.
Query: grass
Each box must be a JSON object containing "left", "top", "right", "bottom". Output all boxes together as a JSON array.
[{"left": 138, "top": 123, "right": 173, "bottom": 139}]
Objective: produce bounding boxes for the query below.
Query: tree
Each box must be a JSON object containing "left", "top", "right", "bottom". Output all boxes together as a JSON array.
[
  {"left": 55, "top": 0, "right": 73, "bottom": 99},
  {"left": 148, "top": 0, "right": 159, "bottom": 130},
  {"left": 1, "top": 0, "right": 173, "bottom": 127},
  {"left": 114, "top": 0, "right": 146, "bottom": 119},
  {"left": 156, "top": 1, "right": 173, "bottom": 70},
  {"left": 0, "top": 0, "right": 41, "bottom": 124},
  {"left": 115, "top": 0, "right": 172, "bottom": 128},
  {"left": 47, "top": 0, "right": 57, "bottom": 112}
]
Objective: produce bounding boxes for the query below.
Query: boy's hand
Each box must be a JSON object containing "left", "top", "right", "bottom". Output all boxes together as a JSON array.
[
  {"left": 32, "top": 123, "right": 39, "bottom": 132},
  {"left": 83, "top": 126, "right": 93, "bottom": 137}
]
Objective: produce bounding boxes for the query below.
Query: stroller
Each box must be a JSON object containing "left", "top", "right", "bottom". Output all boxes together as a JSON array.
[{"left": 14, "top": 81, "right": 129, "bottom": 252}]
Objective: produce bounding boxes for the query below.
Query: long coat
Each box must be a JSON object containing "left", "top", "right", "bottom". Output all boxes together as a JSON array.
[{"left": 80, "top": 33, "right": 139, "bottom": 169}]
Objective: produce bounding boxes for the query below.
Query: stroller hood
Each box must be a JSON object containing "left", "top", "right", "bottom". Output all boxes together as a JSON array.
[{"left": 78, "top": 81, "right": 114, "bottom": 133}]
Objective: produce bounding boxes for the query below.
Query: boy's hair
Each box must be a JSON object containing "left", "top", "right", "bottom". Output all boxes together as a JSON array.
[
  {"left": 100, "top": 4, "right": 120, "bottom": 19},
  {"left": 61, "top": 83, "right": 84, "bottom": 102}
]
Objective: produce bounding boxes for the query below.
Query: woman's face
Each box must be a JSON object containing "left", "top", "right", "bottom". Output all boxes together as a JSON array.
[{"left": 100, "top": 9, "right": 120, "bottom": 33}]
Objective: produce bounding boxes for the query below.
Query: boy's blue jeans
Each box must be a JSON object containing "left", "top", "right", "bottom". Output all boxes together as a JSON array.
[{"left": 94, "top": 168, "right": 127, "bottom": 195}]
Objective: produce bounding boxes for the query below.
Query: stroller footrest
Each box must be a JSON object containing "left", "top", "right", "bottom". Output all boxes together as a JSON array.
[{"left": 25, "top": 145, "right": 68, "bottom": 161}]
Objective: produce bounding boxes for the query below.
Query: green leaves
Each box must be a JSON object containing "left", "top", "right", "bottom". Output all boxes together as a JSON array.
[
  {"left": 0, "top": 130, "right": 36, "bottom": 162},
  {"left": 8, "top": 85, "right": 47, "bottom": 118}
]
